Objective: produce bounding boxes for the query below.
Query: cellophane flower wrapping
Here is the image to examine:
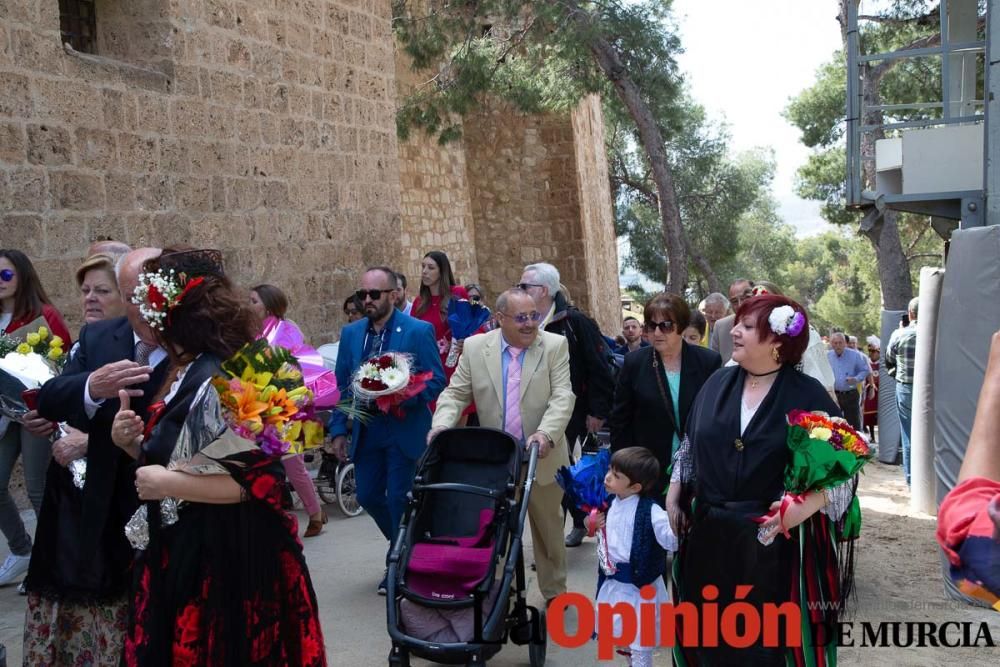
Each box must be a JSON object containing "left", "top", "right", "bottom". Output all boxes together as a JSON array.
[
  {"left": 783, "top": 409, "right": 872, "bottom": 540},
  {"left": 352, "top": 352, "right": 412, "bottom": 399},
  {"left": 556, "top": 448, "right": 615, "bottom": 573},
  {"left": 445, "top": 299, "right": 490, "bottom": 367}
]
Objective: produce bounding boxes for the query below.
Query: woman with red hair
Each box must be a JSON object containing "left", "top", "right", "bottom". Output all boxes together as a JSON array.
[{"left": 667, "top": 294, "right": 854, "bottom": 666}]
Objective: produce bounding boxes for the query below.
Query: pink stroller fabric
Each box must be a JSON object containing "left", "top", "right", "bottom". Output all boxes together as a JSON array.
[{"left": 405, "top": 508, "right": 496, "bottom": 601}]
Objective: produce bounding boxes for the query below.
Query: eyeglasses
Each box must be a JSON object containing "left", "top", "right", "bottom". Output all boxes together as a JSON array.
[
  {"left": 729, "top": 291, "right": 753, "bottom": 307},
  {"left": 355, "top": 288, "right": 394, "bottom": 301},
  {"left": 644, "top": 320, "right": 675, "bottom": 333},
  {"left": 500, "top": 311, "right": 542, "bottom": 325},
  {"left": 0, "top": 269, "right": 14, "bottom": 282},
  {"left": 515, "top": 283, "right": 543, "bottom": 291}
]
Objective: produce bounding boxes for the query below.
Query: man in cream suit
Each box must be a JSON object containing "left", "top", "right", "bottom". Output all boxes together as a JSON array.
[
  {"left": 709, "top": 278, "right": 754, "bottom": 363},
  {"left": 429, "top": 288, "right": 575, "bottom": 604}
]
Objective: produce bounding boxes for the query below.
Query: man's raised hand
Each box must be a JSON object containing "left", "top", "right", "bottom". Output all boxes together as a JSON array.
[{"left": 88, "top": 360, "right": 154, "bottom": 400}]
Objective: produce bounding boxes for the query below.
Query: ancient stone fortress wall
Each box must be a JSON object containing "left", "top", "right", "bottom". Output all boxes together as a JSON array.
[
  {"left": 397, "top": 93, "right": 620, "bottom": 334},
  {"left": 1, "top": 0, "right": 401, "bottom": 342}
]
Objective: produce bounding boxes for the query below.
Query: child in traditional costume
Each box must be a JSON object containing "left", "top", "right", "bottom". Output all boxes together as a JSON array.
[{"left": 591, "top": 447, "right": 678, "bottom": 667}]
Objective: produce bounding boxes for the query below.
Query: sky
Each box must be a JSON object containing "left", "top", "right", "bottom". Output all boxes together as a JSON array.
[{"left": 672, "top": 0, "right": 845, "bottom": 238}]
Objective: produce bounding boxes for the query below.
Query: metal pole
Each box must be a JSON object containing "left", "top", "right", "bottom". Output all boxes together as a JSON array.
[
  {"left": 987, "top": 0, "right": 1000, "bottom": 223},
  {"left": 910, "top": 267, "right": 944, "bottom": 514},
  {"left": 941, "top": 0, "right": 951, "bottom": 120},
  {"left": 846, "top": 0, "right": 862, "bottom": 204}
]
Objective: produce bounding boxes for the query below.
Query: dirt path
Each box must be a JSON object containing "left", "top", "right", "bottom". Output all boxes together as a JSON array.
[{"left": 841, "top": 461, "right": 999, "bottom": 666}]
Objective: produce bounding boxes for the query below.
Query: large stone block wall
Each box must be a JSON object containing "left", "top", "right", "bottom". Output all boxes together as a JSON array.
[
  {"left": 458, "top": 96, "right": 619, "bottom": 332},
  {"left": 570, "top": 95, "right": 620, "bottom": 334},
  {"left": 1, "top": 0, "right": 401, "bottom": 343},
  {"left": 394, "top": 50, "right": 479, "bottom": 289}
]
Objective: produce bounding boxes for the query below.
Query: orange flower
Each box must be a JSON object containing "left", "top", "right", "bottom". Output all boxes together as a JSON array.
[
  {"left": 262, "top": 388, "right": 299, "bottom": 425},
  {"left": 230, "top": 383, "right": 269, "bottom": 428}
]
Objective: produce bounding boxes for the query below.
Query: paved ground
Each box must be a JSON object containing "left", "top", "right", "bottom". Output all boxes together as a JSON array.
[
  {"left": 1, "top": 462, "right": 998, "bottom": 666},
  {"left": 0, "top": 504, "right": 613, "bottom": 666}
]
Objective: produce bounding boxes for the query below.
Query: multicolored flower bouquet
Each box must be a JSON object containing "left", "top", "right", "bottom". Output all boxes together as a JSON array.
[
  {"left": 126, "top": 340, "right": 327, "bottom": 550},
  {"left": 351, "top": 351, "right": 433, "bottom": 417},
  {"left": 756, "top": 410, "right": 872, "bottom": 545},
  {"left": 211, "top": 340, "right": 325, "bottom": 457}
]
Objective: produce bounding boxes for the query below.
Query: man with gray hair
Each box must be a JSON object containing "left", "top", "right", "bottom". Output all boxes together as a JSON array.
[
  {"left": 518, "top": 262, "right": 614, "bottom": 547},
  {"left": 886, "top": 296, "right": 920, "bottom": 486},
  {"left": 710, "top": 278, "right": 754, "bottom": 362},
  {"left": 827, "top": 332, "right": 870, "bottom": 431},
  {"left": 699, "top": 292, "right": 729, "bottom": 347},
  {"left": 430, "top": 288, "right": 574, "bottom": 604}
]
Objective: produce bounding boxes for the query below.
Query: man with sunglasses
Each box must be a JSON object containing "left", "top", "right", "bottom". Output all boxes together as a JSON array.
[
  {"left": 430, "top": 288, "right": 574, "bottom": 606},
  {"left": 518, "top": 262, "right": 615, "bottom": 548},
  {"left": 709, "top": 278, "right": 755, "bottom": 364},
  {"left": 328, "top": 266, "right": 445, "bottom": 594}
]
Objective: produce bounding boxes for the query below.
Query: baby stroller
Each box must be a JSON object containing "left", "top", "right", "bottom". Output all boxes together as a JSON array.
[{"left": 386, "top": 428, "right": 547, "bottom": 666}]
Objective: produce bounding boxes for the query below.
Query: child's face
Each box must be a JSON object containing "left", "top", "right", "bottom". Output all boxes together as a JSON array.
[{"left": 604, "top": 467, "right": 643, "bottom": 499}]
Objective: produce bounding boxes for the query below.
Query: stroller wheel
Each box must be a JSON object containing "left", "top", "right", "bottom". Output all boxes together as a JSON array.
[
  {"left": 528, "top": 609, "right": 547, "bottom": 666},
  {"left": 336, "top": 462, "right": 364, "bottom": 517}
]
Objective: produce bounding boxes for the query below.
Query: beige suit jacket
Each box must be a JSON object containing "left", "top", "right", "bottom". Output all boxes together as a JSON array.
[
  {"left": 710, "top": 313, "right": 735, "bottom": 364},
  {"left": 432, "top": 329, "right": 576, "bottom": 485}
]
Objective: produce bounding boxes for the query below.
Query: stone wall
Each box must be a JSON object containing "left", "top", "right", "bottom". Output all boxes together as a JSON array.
[
  {"left": 458, "top": 95, "right": 619, "bottom": 333},
  {"left": 569, "top": 95, "right": 620, "bottom": 334},
  {"left": 1, "top": 0, "right": 402, "bottom": 343},
  {"left": 394, "top": 50, "right": 478, "bottom": 290}
]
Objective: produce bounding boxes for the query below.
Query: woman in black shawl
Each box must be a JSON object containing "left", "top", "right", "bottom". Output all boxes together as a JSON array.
[
  {"left": 668, "top": 294, "right": 854, "bottom": 666},
  {"left": 109, "top": 249, "right": 326, "bottom": 666}
]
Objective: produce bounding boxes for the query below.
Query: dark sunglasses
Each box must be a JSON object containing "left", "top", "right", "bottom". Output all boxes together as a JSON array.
[
  {"left": 355, "top": 288, "right": 394, "bottom": 301},
  {"left": 515, "top": 282, "right": 543, "bottom": 291},
  {"left": 0, "top": 269, "right": 14, "bottom": 282},
  {"left": 644, "top": 320, "right": 675, "bottom": 333},
  {"left": 501, "top": 310, "right": 542, "bottom": 325}
]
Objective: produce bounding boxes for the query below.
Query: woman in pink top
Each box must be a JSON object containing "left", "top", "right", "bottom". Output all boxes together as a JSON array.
[{"left": 250, "top": 284, "right": 336, "bottom": 537}]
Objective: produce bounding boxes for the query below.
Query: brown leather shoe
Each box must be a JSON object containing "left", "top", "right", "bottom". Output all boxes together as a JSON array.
[{"left": 303, "top": 510, "right": 327, "bottom": 538}]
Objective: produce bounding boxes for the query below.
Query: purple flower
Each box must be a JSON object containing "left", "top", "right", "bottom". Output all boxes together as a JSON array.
[
  {"left": 787, "top": 312, "right": 806, "bottom": 337},
  {"left": 829, "top": 430, "right": 844, "bottom": 450},
  {"left": 258, "top": 425, "right": 290, "bottom": 456}
]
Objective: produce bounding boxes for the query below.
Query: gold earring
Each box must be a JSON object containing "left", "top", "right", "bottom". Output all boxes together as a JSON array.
[{"left": 771, "top": 347, "right": 781, "bottom": 363}]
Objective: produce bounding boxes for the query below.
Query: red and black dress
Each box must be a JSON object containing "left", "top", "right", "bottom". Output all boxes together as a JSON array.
[{"left": 124, "top": 355, "right": 326, "bottom": 667}]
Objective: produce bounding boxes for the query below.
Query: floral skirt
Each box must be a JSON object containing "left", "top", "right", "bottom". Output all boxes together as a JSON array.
[{"left": 23, "top": 593, "right": 128, "bottom": 667}]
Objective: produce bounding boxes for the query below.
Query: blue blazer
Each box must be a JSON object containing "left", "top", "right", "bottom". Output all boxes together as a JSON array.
[{"left": 328, "top": 310, "right": 446, "bottom": 459}]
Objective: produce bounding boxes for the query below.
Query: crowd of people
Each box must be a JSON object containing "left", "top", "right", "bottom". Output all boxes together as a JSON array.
[{"left": 0, "top": 242, "right": 994, "bottom": 666}]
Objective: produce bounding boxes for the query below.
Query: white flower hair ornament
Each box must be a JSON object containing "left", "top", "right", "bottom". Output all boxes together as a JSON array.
[
  {"left": 768, "top": 305, "right": 806, "bottom": 337},
  {"left": 131, "top": 269, "right": 206, "bottom": 331}
]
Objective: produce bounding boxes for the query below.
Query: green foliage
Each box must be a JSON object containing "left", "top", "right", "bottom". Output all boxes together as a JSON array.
[
  {"left": 610, "top": 99, "right": 782, "bottom": 292},
  {"left": 777, "top": 230, "right": 880, "bottom": 337},
  {"left": 393, "top": 1, "right": 685, "bottom": 143}
]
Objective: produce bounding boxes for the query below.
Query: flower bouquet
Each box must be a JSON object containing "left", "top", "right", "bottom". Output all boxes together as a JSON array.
[
  {"left": 351, "top": 351, "right": 433, "bottom": 417},
  {"left": 555, "top": 448, "right": 615, "bottom": 573},
  {"left": 755, "top": 410, "right": 872, "bottom": 545},
  {"left": 126, "top": 340, "right": 326, "bottom": 549},
  {"left": 0, "top": 326, "right": 75, "bottom": 480},
  {"left": 445, "top": 299, "right": 491, "bottom": 367}
]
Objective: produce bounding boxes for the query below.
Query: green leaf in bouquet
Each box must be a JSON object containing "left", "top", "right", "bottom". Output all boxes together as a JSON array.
[{"left": 783, "top": 425, "right": 871, "bottom": 495}]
